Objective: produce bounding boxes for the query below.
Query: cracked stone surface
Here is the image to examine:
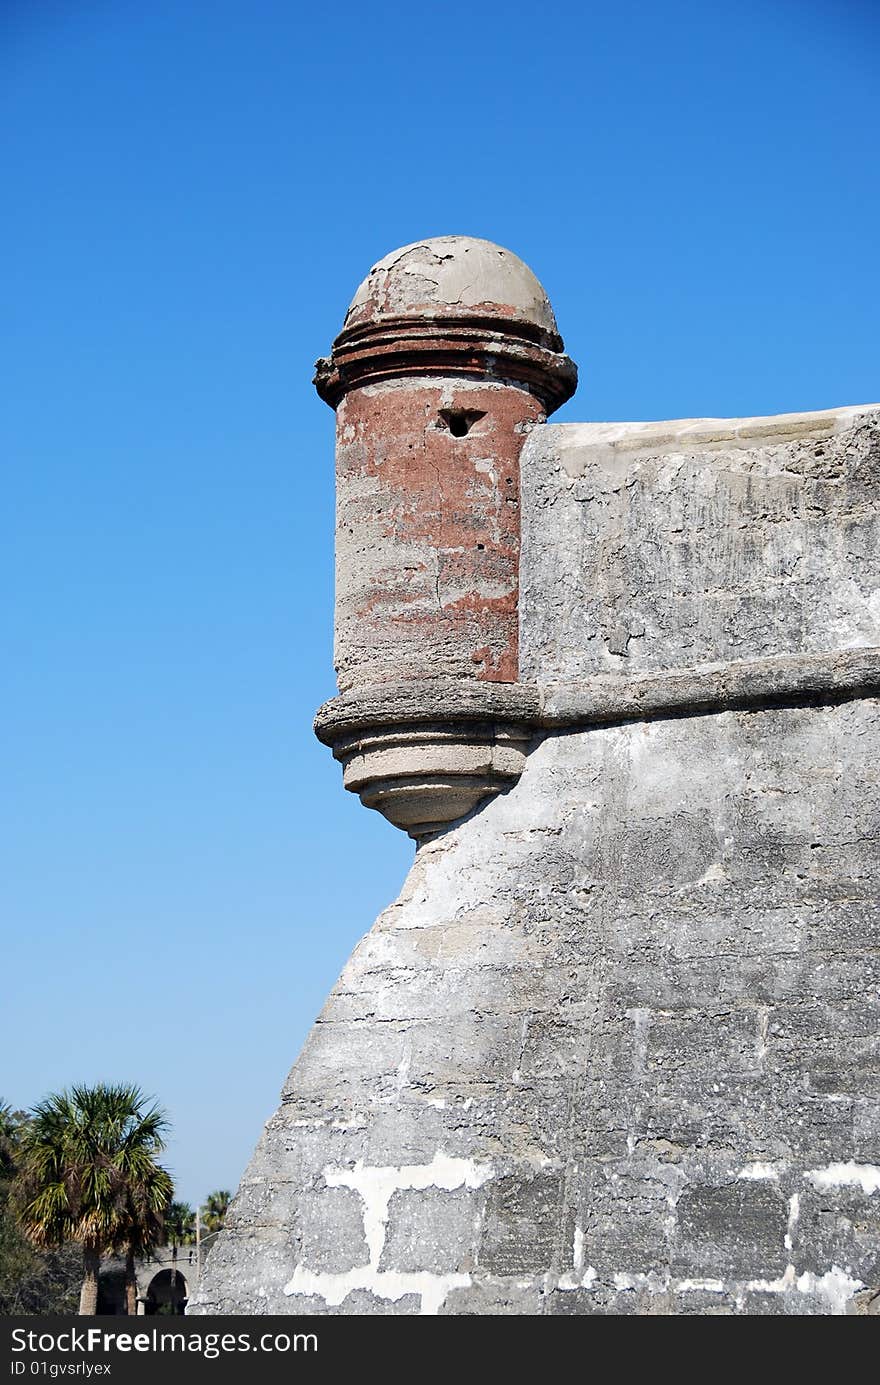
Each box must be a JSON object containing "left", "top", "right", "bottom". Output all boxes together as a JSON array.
[{"left": 196, "top": 692, "right": 880, "bottom": 1315}]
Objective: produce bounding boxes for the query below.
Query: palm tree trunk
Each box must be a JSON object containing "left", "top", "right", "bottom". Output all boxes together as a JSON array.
[
  {"left": 124, "top": 1246, "right": 138, "bottom": 1315},
  {"left": 79, "top": 1245, "right": 100, "bottom": 1315}
]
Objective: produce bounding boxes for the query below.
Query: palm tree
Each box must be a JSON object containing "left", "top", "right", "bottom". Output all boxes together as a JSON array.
[
  {"left": 18, "top": 1083, "right": 171, "bottom": 1315},
  {"left": 200, "top": 1189, "right": 231, "bottom": 1235},
  {"left": 118, "top": 1162, "right": 173, "bottom": 1315},
  {"left": 163, "top": 1201, "right": 194, "bottom": 1312}
]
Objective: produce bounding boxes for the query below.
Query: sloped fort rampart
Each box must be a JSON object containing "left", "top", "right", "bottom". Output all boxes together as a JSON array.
[{"left": 194, "top": 239, "right": 880, "bottom": 1315}]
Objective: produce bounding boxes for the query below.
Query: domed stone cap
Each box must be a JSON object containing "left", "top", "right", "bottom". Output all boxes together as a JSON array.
[
  {"left": 315, "top": 235, "right": 577, "bottom": 412},
  {"left": 344, "top": 236, "right": 560, "bottom": 340}
]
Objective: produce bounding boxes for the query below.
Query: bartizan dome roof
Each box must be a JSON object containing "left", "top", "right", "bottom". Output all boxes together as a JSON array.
[{"left": 344, "top": 236, "right": 560, "bottom": 337}]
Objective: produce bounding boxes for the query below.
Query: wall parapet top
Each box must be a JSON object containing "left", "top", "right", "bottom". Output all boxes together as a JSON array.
[{"left": 540, "top": 402, "right": 880, "bottom": 471}]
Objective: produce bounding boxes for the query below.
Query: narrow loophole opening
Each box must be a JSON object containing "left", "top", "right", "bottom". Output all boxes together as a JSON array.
[{"left": 438, "top": 409, "right": 486, "bottom": 438}]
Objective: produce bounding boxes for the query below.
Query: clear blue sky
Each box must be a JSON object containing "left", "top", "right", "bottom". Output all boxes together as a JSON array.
[{"left": 2, "top": 0, "right": 877, "bottom": 1208}]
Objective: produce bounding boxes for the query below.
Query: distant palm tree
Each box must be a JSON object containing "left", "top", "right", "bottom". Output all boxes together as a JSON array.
[
  {"left": 0, "top": 1102, "right": 18, "bottom": 1180},
  {"left": 18, "top": 1084, "right": 171, "bottom": 1315},
  {"left": 200, "top": 1189, "right": 231, "bottom": 1235},
  {"left": 164, "top": 1200, "right": 195, "bottom": 1248},
  {"left": 163, "top": 1201, "right": 194, "bottom": 1311}
]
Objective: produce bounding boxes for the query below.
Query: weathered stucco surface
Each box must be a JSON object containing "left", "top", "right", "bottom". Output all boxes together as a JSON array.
[
  {"left": 344, "top": 237, "right": 560, "bottom": 334},
  {"left": 521, "top": 407, "right": 880, "bottom": 680},
  {"left": 335, "top": 378, "right": 537, "bottom": 690},
  {"left": 197, "top": 695, "right": 880, "bottom": 1315},
  {"left": 194, "top": 233, "right": 880, "bottom": 1315}
]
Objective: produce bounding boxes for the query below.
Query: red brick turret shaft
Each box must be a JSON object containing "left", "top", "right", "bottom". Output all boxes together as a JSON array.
[{"left": 314, "top": 237, "right": 577, "bottom": 695}]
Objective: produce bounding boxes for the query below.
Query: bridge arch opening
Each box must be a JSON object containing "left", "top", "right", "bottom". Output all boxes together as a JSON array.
[{"left": 143, "top": 1268, "right": 188, "bottom": 1315}]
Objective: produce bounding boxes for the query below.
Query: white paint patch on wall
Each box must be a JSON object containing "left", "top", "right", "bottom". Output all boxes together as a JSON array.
[
  {"left": 573, "top": 1224, "right": 585, "bottom": 1274},
  {"left": 796, "top": 1267, "right": 865, "bottom": 1315},
  {"left": 556, "top": 1223, "right": 599, "bottom": 1291},
  {"left": 785, "top": 1192, "right": 799, "bottom": 1251},
  {"left": 556, "top": 1266, "right": 597, "bottom": 1292},
  {"left": 322, "top": 1150, "right": 494, "bottom": 1266},
  {"left": 742, "top": 1265, "right": 797, "bottom": 1294},
  {"left": 612, "top": 1272, "right": 725, "bottom": 1294},
  {"left": 284, "top": 1150, "right": 494, "bottom": 1315},
  {"left": 803, "top": 1162, "right": 880, "bottom": 1195},
  {"left": 605, "top": 1258, "right": 861, "bottom": 1313},
  {"left": 738, "top": 1162, "right": 780, "bottom": 1181},
  {"left": 285, "top": 1264, "right": 472, "bottom": 1315}
]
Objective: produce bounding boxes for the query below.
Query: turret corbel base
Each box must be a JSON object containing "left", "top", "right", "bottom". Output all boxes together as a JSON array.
[{"left": 314, "top": 681, "right": 538, "bottom": 839}]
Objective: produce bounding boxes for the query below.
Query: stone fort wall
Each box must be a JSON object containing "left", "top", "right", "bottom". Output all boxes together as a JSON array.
[{"left": 194, "top": 239, "right": 880, "bottom": 1315}]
